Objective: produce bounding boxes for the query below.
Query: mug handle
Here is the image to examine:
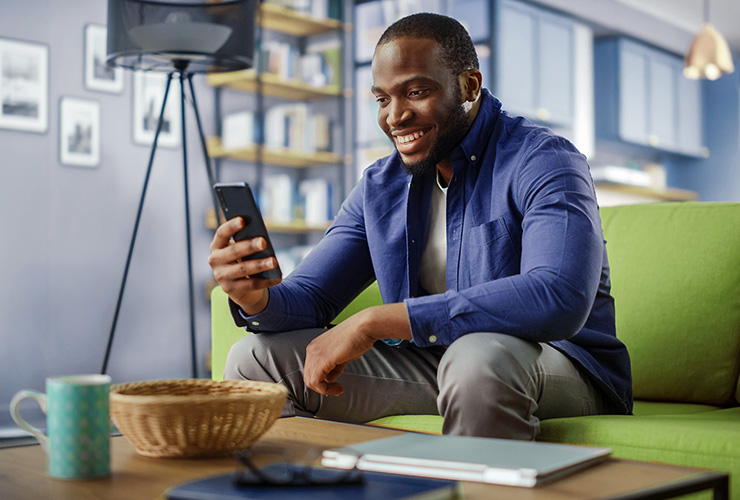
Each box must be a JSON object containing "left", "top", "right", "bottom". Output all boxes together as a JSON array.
[{"left": 9, "top": 390, "right": 49, "bottom": 454}]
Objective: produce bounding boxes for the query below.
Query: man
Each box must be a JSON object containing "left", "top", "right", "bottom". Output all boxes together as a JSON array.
[{"left": 208, "top": 13, "right": 632, "bottom": 440}]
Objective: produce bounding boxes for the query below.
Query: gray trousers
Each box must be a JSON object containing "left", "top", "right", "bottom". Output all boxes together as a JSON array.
[{"left": 224, "top": 328, "right": 609, "bottom": 440}]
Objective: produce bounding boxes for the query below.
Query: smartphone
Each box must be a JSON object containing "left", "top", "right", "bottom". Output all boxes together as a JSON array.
[{"left": 213, "top": 181, "right": 282, "bottom": 280}]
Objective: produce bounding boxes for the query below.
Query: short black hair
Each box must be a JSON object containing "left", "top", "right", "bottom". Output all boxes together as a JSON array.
[{"left": 376, "top": 13, "right": 479, "bottom": 77}]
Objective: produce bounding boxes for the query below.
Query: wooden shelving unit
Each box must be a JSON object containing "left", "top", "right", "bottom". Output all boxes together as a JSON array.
[
  {"left": 206, "top": 137, "right": 342, "bottom": 168},
  {"left": 259, "top": 3, "right": 342, "bottom": 36},
  {"left": 205, "top": 206, "right": 331, "bottom": 234},
  {"left": 207, "top": 70, "right": 341, "bottom": 100}
]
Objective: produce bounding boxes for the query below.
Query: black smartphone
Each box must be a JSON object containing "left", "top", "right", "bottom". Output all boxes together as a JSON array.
[{"left": 213, "top": 181, "right": 282, "bottom": 280}]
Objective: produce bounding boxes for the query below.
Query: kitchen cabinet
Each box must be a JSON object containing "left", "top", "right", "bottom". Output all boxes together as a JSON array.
[
  {"left": 495, "top": 0, "right": 575, "bottom": 127},
  {"left": 595, "top": 37, "right": 705, "bottom": 157}
]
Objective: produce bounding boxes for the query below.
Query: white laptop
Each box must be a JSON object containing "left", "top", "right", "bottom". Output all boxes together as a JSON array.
[{"left": 322, "top": 433, "right": 611, "bottom": 488}]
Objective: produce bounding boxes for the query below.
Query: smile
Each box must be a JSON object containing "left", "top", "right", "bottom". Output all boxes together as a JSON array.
[{"left": 396, "top": 130, "right": 425, "bottom": 144}]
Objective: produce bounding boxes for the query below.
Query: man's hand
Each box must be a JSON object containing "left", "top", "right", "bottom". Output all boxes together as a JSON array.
[
  {"left": 208, "top": 217, "right": 282, "bottom": 315},
  {"left": 303, "top": 303, "right": 412, "bottom": 396}
]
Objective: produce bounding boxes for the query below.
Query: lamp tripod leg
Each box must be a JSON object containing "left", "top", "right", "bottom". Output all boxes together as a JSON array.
[
  {"left": 180, "top": 72, "right": 198, "bottom": 379},
  {"left": 187, "top": 76, "right": 222, "bottom": 227},
  {"left": 101, "top": 72, "right": 175, "bottom": 375}
]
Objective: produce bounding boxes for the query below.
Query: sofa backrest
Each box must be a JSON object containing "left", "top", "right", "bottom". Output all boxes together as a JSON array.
[{"left": 600, "top": 202, "right": 740, "bottom": 406}]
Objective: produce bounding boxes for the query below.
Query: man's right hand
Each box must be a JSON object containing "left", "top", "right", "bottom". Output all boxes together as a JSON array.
[{"left": 208, "top": 217, "right": 282, "bottom": 315}]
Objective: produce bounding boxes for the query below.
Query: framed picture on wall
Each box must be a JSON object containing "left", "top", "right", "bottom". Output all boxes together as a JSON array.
[
  {"left": 84, "top": 24, "right": 123, "bottom": 93},
  {"left": 0, "top": 37, "right": 48, "bottom": 133},
  {"left": 59, "top": 97, "right": 100, "bottom": 168},
  {"left": 132, "top": 71, "right": 180, "bottom": 148}
]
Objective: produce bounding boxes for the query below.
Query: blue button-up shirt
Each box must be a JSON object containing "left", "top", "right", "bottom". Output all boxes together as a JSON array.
[{"left": 239, "top": 89, "right": 632, "bottom": 414}]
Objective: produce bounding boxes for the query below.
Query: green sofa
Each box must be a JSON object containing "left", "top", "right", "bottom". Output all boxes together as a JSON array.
[{"left": 212, "top": 201, "right": 740, "bottom": 496}]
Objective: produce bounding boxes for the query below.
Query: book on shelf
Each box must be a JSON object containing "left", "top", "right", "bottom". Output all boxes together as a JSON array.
[
  {"left": 263, "top": 103, "right": 332, "bottom": 154},
  {"left": 260, "top": 174, "right": 294, "bottom": 223},
  {"left": 298, "top": 178, "right": 332, "bottom": 224},
  {"left": 221, "top": 111, "right": 255, "bottom": 151},
  {"left": 305, "top": 39, "right": 342, "bottom": 90},
  {"left": 256, "top": 38, "right": 341, "bottom": 90}
]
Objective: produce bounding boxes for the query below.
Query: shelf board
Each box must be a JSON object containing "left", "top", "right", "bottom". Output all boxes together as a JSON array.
[
  {"left": 207, "top": 70, "right": 341, "bottom": 100},
  {"left": 206, "top": 207, "right": 330, "bottom": 233},
  {"left": 265, "top": 220, "right": 331, "bottom": 233},
  {"left": 207, "top": 137, "right": 342, "bottom": 168},
  {"left": 594, "top": 181, "right": 698, "bottom": 201},
  {"left": 259, "top": 3, "right": 343, "bottom": 36}
]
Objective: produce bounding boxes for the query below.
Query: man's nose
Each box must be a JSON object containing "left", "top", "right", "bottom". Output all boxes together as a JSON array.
[{"left": 387, "top": 102, "right": 412, "bottom": 128}]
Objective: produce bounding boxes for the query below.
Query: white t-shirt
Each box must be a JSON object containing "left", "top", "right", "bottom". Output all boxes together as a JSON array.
[{"left": 419, "top": 173, "right": 448, "bottom": 295}]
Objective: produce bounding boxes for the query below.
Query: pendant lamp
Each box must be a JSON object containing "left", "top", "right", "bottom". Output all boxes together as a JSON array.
[{"left": 684, "top": 0, "right": 734, "bottom": 80}]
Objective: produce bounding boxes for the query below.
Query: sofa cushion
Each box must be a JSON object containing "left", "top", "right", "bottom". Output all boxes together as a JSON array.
[
  {"left": 600, "top": 202, "right": 740, "bottom": 405},
  {"left": 537, "top": 408, "right": 740, "bottom": 496},
  {"left": 364, "top": 401, "right": 722, "bottom": 435},
  {"left": 211, "top": 287, "right": 251, "bottom": 381}
]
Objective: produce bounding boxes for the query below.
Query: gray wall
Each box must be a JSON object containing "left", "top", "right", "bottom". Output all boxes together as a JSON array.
[{"left": 1, "top": 0, "right": 218, "bottom": 428}]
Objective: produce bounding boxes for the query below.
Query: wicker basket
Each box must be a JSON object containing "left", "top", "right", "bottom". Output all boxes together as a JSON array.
[{"left": 110, "top": 379, "right": 287, "bottom": 458}]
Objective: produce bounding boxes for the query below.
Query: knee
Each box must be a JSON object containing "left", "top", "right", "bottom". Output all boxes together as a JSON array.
[
  {"left": 223, "top": 334, "right": 279, "bottom": 382},
  {"left": 437, "top": 333, "right": 540, "bottom": 397}
]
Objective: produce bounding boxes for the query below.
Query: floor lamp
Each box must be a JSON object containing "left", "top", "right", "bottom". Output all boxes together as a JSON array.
[{"left": 101, "top": 0, "right": 257, "bottom": 376}]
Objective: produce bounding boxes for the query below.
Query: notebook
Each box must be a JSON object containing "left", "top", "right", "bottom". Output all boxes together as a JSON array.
[
  {"left": 165, "top": 465, "right": 462, "bottom": 500},
  {"left": 322, "top": 433, "right": 611, "bottom": 488}
]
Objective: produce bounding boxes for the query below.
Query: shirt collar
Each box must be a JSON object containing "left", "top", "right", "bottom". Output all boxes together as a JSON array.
[{"left": 449, "top": 89, "right": 501, "bottom": 172}]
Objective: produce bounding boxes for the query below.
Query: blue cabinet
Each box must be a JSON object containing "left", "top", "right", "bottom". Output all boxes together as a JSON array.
[
  {"left": 495, "top": 0, "right": 575, "bottom": 127},
  {"left": 595, "top": 38, "right": 705, "bottom": 157}
]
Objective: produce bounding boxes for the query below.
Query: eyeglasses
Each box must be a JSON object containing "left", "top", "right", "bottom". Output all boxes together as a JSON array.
[{"left": 234, "top": 445, "right": 363, "bottom": 487}]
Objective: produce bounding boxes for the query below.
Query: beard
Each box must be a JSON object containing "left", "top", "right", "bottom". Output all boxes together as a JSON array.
[{"left": 400, "top": 99, "right": 471, "bottom": 178}]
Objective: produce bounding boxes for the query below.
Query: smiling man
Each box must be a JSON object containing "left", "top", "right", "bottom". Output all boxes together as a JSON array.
[{"left": 209, "top": 13, "right": 632, "bottom": 439}]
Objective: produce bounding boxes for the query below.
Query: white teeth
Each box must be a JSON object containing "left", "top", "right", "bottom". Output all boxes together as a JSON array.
[{"left": 397, "top": 130, "right": 424, "bottom": 144}]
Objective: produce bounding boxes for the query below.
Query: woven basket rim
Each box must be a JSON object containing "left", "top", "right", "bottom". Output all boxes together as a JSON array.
[{"left": 110, "top": 378, "right": 288, "bottom": 403}]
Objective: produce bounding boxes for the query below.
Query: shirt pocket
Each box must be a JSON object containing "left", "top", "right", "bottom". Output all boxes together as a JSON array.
[{"left": 464, "top": 218, "right": 520, "bottom": 282}]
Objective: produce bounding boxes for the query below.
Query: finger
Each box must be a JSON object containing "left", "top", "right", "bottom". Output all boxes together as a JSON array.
[
  {"left": 227, "top": 237, "right": 268, "bottom": 263},
  {"left": 214, "top": 258, "right": 279, "bottom": 283},
  {"left": 208, "top": 238, "right": 268, "bottom": 270},
  {"left": 324, "top": 363, "right": 347, "bottom": 384},
  {"left": 210, "top": 217, "right": 244, "bottom": 251},
  {"left": 322, "top": 382, "right": 344, "bottom": 397}
]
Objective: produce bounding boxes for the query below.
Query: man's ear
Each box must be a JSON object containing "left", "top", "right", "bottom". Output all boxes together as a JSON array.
[{"left": 459, "top": 69, "right": 482, "bottom": 102}]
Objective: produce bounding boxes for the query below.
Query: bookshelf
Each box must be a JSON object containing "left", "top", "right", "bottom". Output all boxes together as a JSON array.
[{"left": 206, "top": 0, "right": 347, "bottom": 281}]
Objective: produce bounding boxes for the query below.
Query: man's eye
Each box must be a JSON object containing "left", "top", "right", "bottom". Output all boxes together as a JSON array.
[
  {"left": 409, "top": 89, "right": 427, "bottom": 97},
  {"left": 375, "top": 97, "right": 388, "bottom": 105}
]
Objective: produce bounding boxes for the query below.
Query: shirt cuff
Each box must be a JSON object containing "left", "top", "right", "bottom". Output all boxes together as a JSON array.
[
  {"left": 404, "top": 294, "right": 452, "bottom": 347},
  {"left": 228, "top": 290, "right": 287, "bottom": 333}
]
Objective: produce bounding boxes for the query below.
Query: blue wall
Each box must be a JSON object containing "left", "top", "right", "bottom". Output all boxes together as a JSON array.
[{"left": 668, "top": 65, "right": 740, "bottom": 202}]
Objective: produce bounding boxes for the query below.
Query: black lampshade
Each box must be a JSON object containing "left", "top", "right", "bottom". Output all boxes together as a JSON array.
[{"left": 106, "top": 0, "right": 257, "bottom": 73}]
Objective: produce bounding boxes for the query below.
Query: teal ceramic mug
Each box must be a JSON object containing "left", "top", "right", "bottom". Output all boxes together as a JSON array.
[{"left": 10, "top": 374, "right": 111, "bottom": 479}]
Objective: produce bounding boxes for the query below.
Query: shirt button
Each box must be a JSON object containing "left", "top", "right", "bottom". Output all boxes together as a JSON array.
[
  {"left": 251, "top": 321, "right": 260, "bottom": 326},
  {"left": 428, "top": 334, "right": 438, "bottom": 343},
  {"left": 470, "top": 155, "right": 477, "bottom": 162}
]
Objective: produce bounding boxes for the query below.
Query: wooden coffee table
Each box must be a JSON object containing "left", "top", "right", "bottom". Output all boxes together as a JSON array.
[{"left": 0, "top": 417, "right": 728, "bottom": 500}]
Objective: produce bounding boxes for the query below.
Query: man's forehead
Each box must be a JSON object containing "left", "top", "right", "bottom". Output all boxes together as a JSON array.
[{"left": 373, "top": 36, "right": 440, "bottom": 60}]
